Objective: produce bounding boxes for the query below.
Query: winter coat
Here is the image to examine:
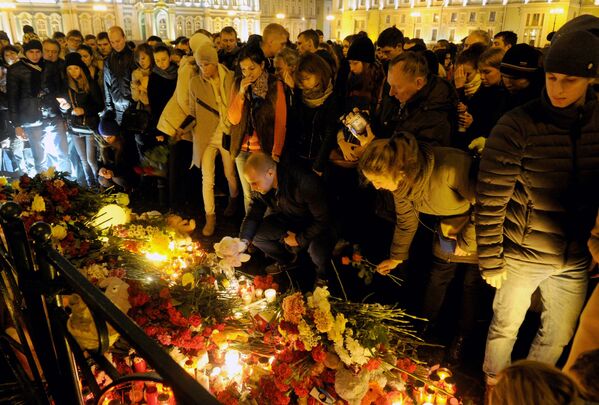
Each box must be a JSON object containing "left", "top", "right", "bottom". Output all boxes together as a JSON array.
[
  {"left": 371, "top": 81, "right": 400, "bottom": 139},
  {"left": 41, "top": 59, "right": 67, "bottom": 118},
  {"left": 188, "top": 64, "right": 234, "bottom": 168},
  {"left": 392, "top": 75, "right": 458, "bottom": 146},
  {"left": 218, "top": 48, "right": 240, "bottom": 72},
  {"left": 6, "top": 58, "right": 44, "bottom": 127},
  {"left": 239, "top": 162, "right": 331, "bottom": 249},
  {"left": 156, "top": 55, "right": 197, "bottom": 141},
  {"left": 475, "top": 88, "right": 599, "bottom": 278},
  {"left": 390, "top": 144, "right": 476, "bottom": 261},
  {"left": 99, "top": 135, "right": 139, "bottom": 180},
  {"left": 65, "top": 81, "right": 104, "bottom": 131},
  {"left": 103, "top": 47, "right": 136, "bottom": 119},
  {"left": 148, "top": 67, "right": 177, "bottom": 131}
]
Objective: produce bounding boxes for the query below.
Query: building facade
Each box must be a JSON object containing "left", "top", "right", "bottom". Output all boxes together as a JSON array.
[
  {"left": 327, "top": 0, "right": 599, "bottom": 46},
  {"left": 259, "top": 0, "right": 320, "bottom": 39},
  {"left": 0, "top": 0, "right": 261, "bottom": 43}
]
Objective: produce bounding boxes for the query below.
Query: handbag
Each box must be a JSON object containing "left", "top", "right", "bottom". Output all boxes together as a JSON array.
[
  {"left": 194, "top": 97, "right": 231, "bottom": 151},
  {"left": 122, "top": 101, "right": 150, "bottom": 133},
  {"left": 66, "top": 89, "right": 95, "bottom": 136}
]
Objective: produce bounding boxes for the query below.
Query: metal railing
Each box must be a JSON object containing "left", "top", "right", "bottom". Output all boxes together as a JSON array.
[{"left": 0, "top": 201, "right": 220, "bottom": 405}]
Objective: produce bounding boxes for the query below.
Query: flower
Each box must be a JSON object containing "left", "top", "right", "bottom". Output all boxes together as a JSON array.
[
  {"left": 313, "top": 308, "right": 334, "bottom": 333},
  {"left": 298, "top": 319, "right": 319, "bottom": 351},
  {"left": 41, "top": 167, "right": 56, "bottom": 180},
  {"left": 53, "top": 179, "right": 65, "bottom": 188},
  {"left": 0, "top": 177, "right": 7, "bottom": 187},
  {"left": 334, "top": 368, "right": 371, "bottom": 405},
  {"left": 341, "top": 256, "right": 351, "bottom": 265},
  {"left": 311, "top": 345, "right": 327, "bottom": 363},
  {"left": 327, "top": 313, "right": 347, "bottom": 344},
  {"left": 115, "top": 193, "right": 130, "bottom": 206},
  {"left": 11, "top": 180, "right": 20, "bottom": 191},
  {"left": 282, "top": 292, "right": 306, "bottom": 324},
  {"left": 31, "top": 194, "right": 46, "bottom": 212},
  {"left": 51, "top": 224, "right": 68, "bottom": 240},
  {"left": 214, "top": 236, "right": 250, "bottom": 268}
]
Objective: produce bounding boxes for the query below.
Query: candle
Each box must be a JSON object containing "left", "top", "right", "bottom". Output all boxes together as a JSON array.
[
  {"left": 425, "top": 387, "right": 435, "bottom": 404},
  {"left": 436, "top": 392, "right": 448, "bottom": 405},
  {"left": 255, "top": 288, "right": 263, "bottom": 298},
  {"left": 436, "top": 368, "right": 452, "bottom": 381},
  {"left": 413, "top": 380, "right": 426, "bottom": 404},
  {"left": 242, "top": 293, "right": 252, "bottom": 305},
  {"left": 133, "top": 357, "right": 147, "bottom": 373},
  {"left": 197, "top": 373, "right": 210, "bottom": 391},
  {"left": 265, "top": 289, "right": 277, "bottom": 303},
  {"left": 444, "top": 377, "right": 457, "bottom": 395},
  {"left": 145, "top": 386, "right": 158, "bottom": 405}
]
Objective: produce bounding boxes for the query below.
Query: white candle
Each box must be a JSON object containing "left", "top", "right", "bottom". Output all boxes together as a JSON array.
[
  {"left": 242, "top": 293, "right": 252, "bottom": 305},
  {"left": 265, "top": 289, "right": 277, "bottom": 303},
  {"left": 255, "top": 288, "right": 263, "bottom": 298}
]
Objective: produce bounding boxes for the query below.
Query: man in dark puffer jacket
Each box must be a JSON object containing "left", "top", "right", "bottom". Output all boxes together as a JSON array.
[
  {"left": 103, "top": 26, "right": 136, "bottom": 124},
  {"left": 476, "top": 27, "right": 599, "bottom": 387}
]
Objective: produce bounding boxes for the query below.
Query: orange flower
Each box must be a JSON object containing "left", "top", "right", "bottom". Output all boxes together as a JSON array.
[
  {"left": 341, "top": 256, "right": 351, "bottom": 265},
  {"left": 352, "top": 252, "right": 363, "bottom": 262}
]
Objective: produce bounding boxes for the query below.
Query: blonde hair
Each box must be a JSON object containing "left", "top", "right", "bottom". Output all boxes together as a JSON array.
[
  {"left": 67, "top": 67, "right": 90, "bottom": 94},
  {"left": 358, "top": 133, "right": 423, "bottom": 186},
  {"left": 491, "top": 360, "right": 582, "bottom": 405},
  {"left": 263, "top": 23, "right": 289, "bottom": 42},
  {"left": 479, "top": 47, "right": 505, "bottom": 69}
]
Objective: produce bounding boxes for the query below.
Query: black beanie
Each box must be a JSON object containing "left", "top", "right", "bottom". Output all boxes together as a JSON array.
[
  {"left": 65, "top": 52, "right": 91, "bottom": 76},
  {"left": 23, "top": 40, "right": 42, "bottom": 53},
  {"left": 500, "top": 44, "right": 540, "bottom": 78},
  {"left": 346, "top": 36, "right": 375, "bottom": 63},
  {"left": 99, "top": 114, "right": 120, "bottom": 136},
  {"left": 545, "top": 30, "right": 599, "bottom": 77}
]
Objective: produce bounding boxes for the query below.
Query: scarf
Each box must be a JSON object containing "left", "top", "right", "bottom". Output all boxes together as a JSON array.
[
  {"left": 20, "top": 57, "right": 43, "bottom": 97},
  {"left": 152, "top": 63, "right": 178, "bottom": 80},
  {"left": 302, "top": 80, "right": 334, "bottom": 108},
  {"left": 464, "top": 73, "right": 482, "bottom": 98},
  {"left": 250, "top": 71, "right": 269, "bottom": 99}
]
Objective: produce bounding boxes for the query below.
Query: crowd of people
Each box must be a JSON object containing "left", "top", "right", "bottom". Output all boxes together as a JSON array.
[{"left": 1, "top": 14, "right": 599, "bottom": 404}]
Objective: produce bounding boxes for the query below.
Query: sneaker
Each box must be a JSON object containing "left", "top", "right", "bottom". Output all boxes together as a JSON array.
[{"left": 265, "top": 261, "right": 299, "bottom": 275}]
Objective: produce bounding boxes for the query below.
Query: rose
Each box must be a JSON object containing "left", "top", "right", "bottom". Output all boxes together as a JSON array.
[
  {"left": 31, "top": 194, "right": 46, "bottom": 212},
  {"left": 51, "top": 224, "right": 68, "bottom": 240}
]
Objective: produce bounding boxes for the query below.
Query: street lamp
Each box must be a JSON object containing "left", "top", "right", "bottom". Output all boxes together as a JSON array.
[
  {"left": 549, "top": 7, "right": 564, "bottom": 31},
  {"left": 410, "top": 11, "right": 421, "bottom": 38},
  {"left": 276, "top": 13, "right": 285, "bottom": 19}
]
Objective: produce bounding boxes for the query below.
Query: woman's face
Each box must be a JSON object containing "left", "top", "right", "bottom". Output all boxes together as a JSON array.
[
  {"left": 298, "top": 71, "right": 318, "bottom": 90},
  {"left": 274, "top": 58, "right": 290, "bottom": 81},
  {"left": 239, "top": 57, "right": 264, "bottom": 82},
  {"left": 138, "top": 52, "right": 152, "bottom": 70},
  {"left": 546, "top": 72, "right": 592, "bottom": 109},
  {"left": 349, "top": 60, "right": 364, "bottom": 75},
  {"left": 479, "top": 64, "right": 501, "bottom": 87},
  {"left": 78, "top": 49, "right": 93, "bottom": 67},
  {"left": 444, "top": 53, "right": 452, "bottom": 68},
  {"left": 154, "top": 51, "right": 170, "bottom": 71},
  {"left": 458, "top": 63, "right": 478, "bottom": 84},
  {"left": 3, "top": 50, "right": 18, "bottom": 65},
  {"left": 363, "top": 172, "right": 399, "bottom": 191},
  {"left": 342, "top": 40, "right": 350, "bottom": 58},
  {"left": 67, "top": 65, "right": 82, "bottom": 80},
  {"left": 102, "top": 135, "right": 116, "bottom": 144}
]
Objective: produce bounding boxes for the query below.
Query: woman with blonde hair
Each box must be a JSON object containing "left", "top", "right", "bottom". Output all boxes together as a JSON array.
[{"left": 491, "top": 360, "right": 583, "bottom": 405}]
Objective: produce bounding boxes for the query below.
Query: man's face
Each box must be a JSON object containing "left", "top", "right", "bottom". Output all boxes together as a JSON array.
[
  {"left": 108, "top": 30, "right": 126, "bottom": 53},
  {"left": 545, "top": 73, "right": 591, "bottom": 109},
  {"left": 25, "top": 49, "right": 42, "bottom": 64},
  {"left": 56, "top": 37, "right": 67, "bottom": 48},
  {"left": 296, "top": 35, "right": 314, "bottom": 55},
  {"left": 264, "top": 33, "right": 288, "bottom": 58},
  {"left": 67, "top": 35, "right": 82, "bottom": 51},
  {"left": 221, "top": 32, "right": 237, "bottom": 53},
  {"left": 244, "top": 166, "right": 275, "bottom": 194},
  {"left": 85, "top": 37, "right": 97, "bottom": 51},
  {"left": 492, "top": 36, "right": 510, "bottom": 51},
  {"left": 378, "top": 45, "right": 402, "bottom": 62},
  {"left": 388, "top": 62, "right": 425, "bottom": 104},
  {"left": 3, "top": 50, "right": 18, "bottom": 65},
  {"left": 97, "top": 38, "right": 112, "bottom": 56},
  {"left": 43, "top": 43, "right": 60, "bottom": 62},
  {"left": 501, "top": 74, "right": 530, "bottom": 94}
]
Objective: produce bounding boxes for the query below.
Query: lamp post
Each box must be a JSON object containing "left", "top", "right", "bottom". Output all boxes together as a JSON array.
[
  {"left": 549, "top": 7, "right": 564, "bottom": 32},
  {"left": 410, "top": 11, "right": 421, "bottom": 38}
]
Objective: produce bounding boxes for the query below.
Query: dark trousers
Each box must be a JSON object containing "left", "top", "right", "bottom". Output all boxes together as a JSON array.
[
  {"left": 169, "top": 140, "right": 201, "bottom": 212},
  {"left": 421, "top": 259, "right": 484, "bottom": 336},
  {"left": 252, "top": 214, "right": 335, "bottom": 278}
]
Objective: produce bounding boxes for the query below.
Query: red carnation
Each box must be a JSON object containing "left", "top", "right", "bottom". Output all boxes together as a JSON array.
[{"left": 311, "top": 345, "right": 327, "bottom": 363}]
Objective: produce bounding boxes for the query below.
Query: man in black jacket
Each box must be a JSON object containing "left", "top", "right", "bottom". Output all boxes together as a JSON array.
[
  {"left": 104, "top": 26, "right": 136, "bottom": 124},
  {"left": 239, "top": 152, "right": 335, "bottom": 283},
  {"left": 7, "top": 40, "right": 47, "bottom": 174}
]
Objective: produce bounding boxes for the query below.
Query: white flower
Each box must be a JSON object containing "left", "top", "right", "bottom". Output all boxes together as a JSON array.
[
  {"left": 214, "top": 236, "right": 250, "bottom": 268},
  {"left": 307, "top": 286, "right": 331, "bottom": 312},
  {"left": 345, "top": 335, "right": 371, "bottom": 366},
  {"left": 334, "top": 368, "right": 371, "bottom": 405}
]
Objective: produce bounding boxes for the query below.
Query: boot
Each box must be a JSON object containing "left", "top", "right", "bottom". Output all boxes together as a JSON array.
[
  {"left": 447, "top": 335, "right": 466, "bottom": 365},
  {"left": 202, "top": 214, "right": 216, "bottom": 236},
  {"left": 223, "top": 196, "right": 239, "bottom": 217}
]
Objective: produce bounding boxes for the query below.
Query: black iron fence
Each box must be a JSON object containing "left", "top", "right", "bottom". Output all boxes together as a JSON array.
[{"left": 0, "top": 201, "right": 219, "bottom": 405}]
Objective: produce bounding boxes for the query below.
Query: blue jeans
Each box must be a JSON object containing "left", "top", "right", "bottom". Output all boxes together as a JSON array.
[
  {"left": 12, "top": 124, "right": 46, "bottom": 175},
  {"left": 43, "top": 117, "right": 70, "bottom": 173},
  {"left": 483, "top": 258, "right": 588, "bottom": 379}
]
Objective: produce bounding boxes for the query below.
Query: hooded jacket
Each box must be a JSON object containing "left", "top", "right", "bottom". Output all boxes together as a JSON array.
[
  {"left": 7, "top": 57, "right": 44, "bottom": 127},
  {"left": 391, "top": 75, "right": 458, "bottom": 146},
  {"left": 476, "top": 88, "right": 599, "bottom": 277},
  {"left": 390, "top": 143, "right": 477, "bottom": 261}
]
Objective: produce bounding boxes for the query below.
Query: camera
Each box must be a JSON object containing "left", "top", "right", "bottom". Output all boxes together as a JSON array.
[{"left": 341, "top": 111, "right": 369, "bottom": 138}]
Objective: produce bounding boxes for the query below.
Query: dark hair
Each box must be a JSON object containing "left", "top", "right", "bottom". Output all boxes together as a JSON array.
[
  {"left": 221, "top": 26, "right": 237, "bottom": 37},
  {"left": 299, "top": 29, "right": 319, "bottom": 48},
  {"left": 296, "top": 53, "right": 333, "bottom": 91},
  {"left": 42, "top": 38, "right": 60, "bottom": 48},
  {"left": 197, "top": 29, "right": 212, "bottom": 38},
  {"left": 315, "top": 29, "right": 324, "bottom": 37},
  {"left": 237, "top": 45, "right": 267, "bottom": 67},
  {"left": 569, "top": 349, "right": 599, "bottom": 401},
  {"left": 67, "top": 30, "right": 83, "bottom": 40},
  {"left": 377, "top": 26, "right": 404, "bottom": 49},
  {"left": 147, "top": 35, "right": 163, "bottom": 43},
  {"left": 77, "top": 44, "right": 93, "bottom": 56},
  {"left": 53, "top": 31, "right": 66, "bottom": 40},
  {"left": 456, "top": 42, "right": 487, "bottom": 69},
  {"left": 404, "top": 38, "right": 426, "bottom": 52},
  {"left": 97, "top": 32, "right": 109, "bottom": 41},
  {"left": 173, "top": 48, "right": 186, "bottom": 58},
  {"left": 344, "top": 34, "right": 355, "bottom": 45},
  {"left": 84, "top": 34, "right": 96, "bottom": 41},
  {"left": 213, "top": 32, "right": 221, "bottom": 39},
  {"left": 436, "top": 39, "right": 450, "bottom": 48},
  {"left": 173, "top": 36, "right": 187, "bottom": 44},
  {"left": 494, "top": 31, "right": 517, "bottom": 47},
  {"left": 1, "top": 45, "right": 19, "bottom": 60},
  {"left": 153, "top": 43, "right": 171, "bottom": 56},
  {"left": 23, "top": 25, "right": 35, "bottom": 34},
  {"left": 389, "top": 51, "right": 429, "bottom": 78},
  {"left": 134, "top": 43, "right": 154, "bottom": 67}
]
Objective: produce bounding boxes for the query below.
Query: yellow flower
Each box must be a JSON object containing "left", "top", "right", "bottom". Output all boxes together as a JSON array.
[
  {"left": 0, "top": 177, "right": 8, "bottom": 187},
  {"left": 115, "top": 193, "right": 130, "bottom": 206},
  {"left": 11, "top": 180, "right": 20, "bottom": 191},
  {"left": 42, "top": 167, "right": 56, "bottom": 180},
  {"left": 31, "top": 194, "right": 46, "bottom": 212},
  {"left": 314, "top": 308, "right": 334, "bottom": 333},
  {"left": 51, "top": 224, "right": 68, "bottom": 240}
]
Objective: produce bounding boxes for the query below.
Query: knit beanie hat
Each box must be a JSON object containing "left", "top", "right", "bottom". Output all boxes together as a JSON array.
[
  {"left": 545, "top": 30, "right": 599, "bottom": 78},
  {"left": 65, "top": 52, "right": 87, "bottom": 70},
  {"left": 194, "top": 42, "right": 218, "bottom": 65},
  {"left": 23, "top": 39, "right": 42, "bottom": 53},
  {"left": 552, "top": 14, "right": 599, "bottom": 40},
  {"left": 500, "top": 43, "right": 540, "bottom": 78},
  {"left": 347, "top": 36, "right": 375, "bottom": 63},
  {"left": 99, "top": 114, "right": 120, "bottom": 136},
  {"left": 189, "top": 32, "right": 212, "bottom": 53}
]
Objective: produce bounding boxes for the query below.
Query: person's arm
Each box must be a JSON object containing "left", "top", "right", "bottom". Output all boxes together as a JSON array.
[
  {"left": 227, "top": 86, "right": 244, "bottom": 125},
  {"left": 389, "top": 196, "right": 420, "bottom": 261},
  {"left": 6, "top": 66, "right": 21, "bottom": 127},
  {"left": 588, "top": 209, "right": 599, "bottom": 263},
  {"left": 313, "top": 101, "right": 340, "bottom": 173},
  {"left": 239, "top": 195, "right": 268, "bottom": 242},
  {"left": 295, "top": 174, "right": 331, "bottom": 248},
  {"left": 475, "top": 114, "right": 525, "bottom": 278},
  {"left": 271, "top": 80, "right": 287, "bottom": 161},
  {"left": 103, "top": 60, "right": 115, "bottom": 111}
]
